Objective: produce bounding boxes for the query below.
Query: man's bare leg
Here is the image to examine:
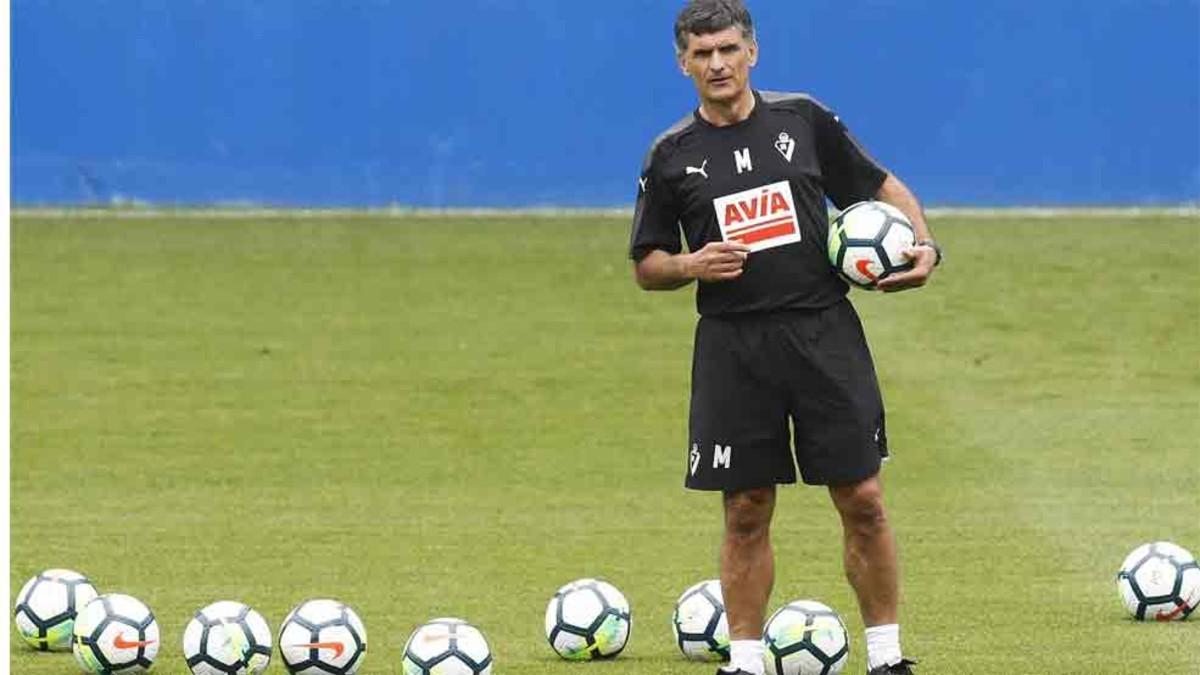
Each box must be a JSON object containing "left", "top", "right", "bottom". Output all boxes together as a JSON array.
[
  {"left": 720, "top": 486, "right": 776, "bottom": 674},
  {"left": 829, "top": 473, "right": 905, "bottom": 670}
]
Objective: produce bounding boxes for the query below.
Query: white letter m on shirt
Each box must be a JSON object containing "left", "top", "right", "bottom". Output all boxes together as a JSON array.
[{"left": 734, "top": 147, "right": 753, "bottom": 174}]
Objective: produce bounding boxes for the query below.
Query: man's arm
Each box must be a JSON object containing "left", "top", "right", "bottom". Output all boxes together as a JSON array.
[
  {"left": 874, "top": 173, "right": 940, "bottom": 292},
  {"left": 634, "top": 241, "right": 751, "bottom": 291}
]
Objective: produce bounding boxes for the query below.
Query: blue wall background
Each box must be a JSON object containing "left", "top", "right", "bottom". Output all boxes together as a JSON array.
[{"left": 13, "top": 0, "right": 1200, "bottom": 206}]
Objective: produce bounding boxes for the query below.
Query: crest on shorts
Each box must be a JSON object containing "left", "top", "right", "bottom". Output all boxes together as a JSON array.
[
  {"left": 689, "top": 444, "right": 701, "bottom": 476},
  {"left": 774, "top": 132, "right": 795, "bottom": 162}
]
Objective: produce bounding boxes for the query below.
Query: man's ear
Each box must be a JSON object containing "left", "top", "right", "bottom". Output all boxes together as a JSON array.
[{"left": 747, "top": 40, "right": 758, "bottom": 67}]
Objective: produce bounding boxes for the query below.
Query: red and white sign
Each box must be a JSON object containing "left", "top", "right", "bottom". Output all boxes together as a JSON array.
[{"left": 712, "top": 180, "right": 801, "bottom": 252}]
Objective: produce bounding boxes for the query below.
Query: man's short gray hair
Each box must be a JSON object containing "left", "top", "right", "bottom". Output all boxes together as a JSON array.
[{"left": 674, "top": 0, "right": 755, "bottom": 54}]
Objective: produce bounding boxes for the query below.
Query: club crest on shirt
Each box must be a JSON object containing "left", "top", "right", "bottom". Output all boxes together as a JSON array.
[
  {"left": 774, "top": 132, "right": 795, "bottom": 162},
  {"left": 712, "top": 180, "right": 801, "bottom": 252}
]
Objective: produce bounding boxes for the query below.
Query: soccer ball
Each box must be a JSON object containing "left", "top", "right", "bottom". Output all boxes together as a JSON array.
[
  {"left": 1116, "top": 541, "right": 1200, "bottom": 621},
  {"left": 827, "top": 200, "right": 915, "bottom": 288},
  {"left": 72, "top": 593, "right": 160, "bottom": 674},
  {"left": 544, "top": 578, "right": 631, "bottom": 660},
  {"left": 763, "top": 600, "right": 849, "bottom": 675},
  {"left": 182, "top": 600, "right": 273, "bottom": 675},
  {"left": 401, "top": 617, "right": 493, "bottom": 675},
  {"left": 672, "top": 579, "right": 729, "bottom": 661},
  {"left": 13, "top": 568, "right": 98, "bottom": 651},
  {"left": 278, "top": 598, "right": 367, "bottom": 675}
]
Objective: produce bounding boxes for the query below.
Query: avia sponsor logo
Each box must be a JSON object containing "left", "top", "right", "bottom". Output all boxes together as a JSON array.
[{"left": 712, "top": 180, "right": 801, "bottom": 252}]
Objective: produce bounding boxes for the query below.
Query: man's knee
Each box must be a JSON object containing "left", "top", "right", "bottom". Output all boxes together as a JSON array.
[
  {"left": 723, "top": 487, "right": 775, "bottom": 540},
  {"left": 831, "top": 476, "right": 888, "bottom": 533}
]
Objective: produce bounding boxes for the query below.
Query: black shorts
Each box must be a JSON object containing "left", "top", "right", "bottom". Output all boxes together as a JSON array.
[{"left": 686, "top": 299, "right": 888, "bottom": 490}]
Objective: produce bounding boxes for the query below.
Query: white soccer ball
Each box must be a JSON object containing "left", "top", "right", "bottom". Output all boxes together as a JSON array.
[
  {"left": 763, "top": 600, "right": 849, "bottom": 675},
  {"left": 544, "top": 578, "right": 631, "bottom": 660},
  {"left": 672, "top": 579, "right": 729, "bottom": 661},
  {"left": 1117, "top": 541, "right": 1200, "bottom": 621},
  {"left": 278, "top": 598, "right": 367, "bottom": 675},
  {"left": 827, "top": 200, "right": 915, "bottom": 288},
  {"left": 13, "top": 568, "right": 98, "bottom": 651},
  {"left": 72, "top": 593, "right": 160, "bottom": 674},
  {"left": 401, "top": 617, "right": 493, "bottom": 675},
  {"left": 182, "top": 600, "right": 273, "bottom": 675}
]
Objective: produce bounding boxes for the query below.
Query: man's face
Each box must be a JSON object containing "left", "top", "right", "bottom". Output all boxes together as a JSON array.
[{"left": 679, "top": 26, "right": 757, "bottom": 105}]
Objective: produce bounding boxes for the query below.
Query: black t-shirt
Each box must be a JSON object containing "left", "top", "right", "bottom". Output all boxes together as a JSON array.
[{"left": 629, "top": 90, "right": 887, "bottom": 316}]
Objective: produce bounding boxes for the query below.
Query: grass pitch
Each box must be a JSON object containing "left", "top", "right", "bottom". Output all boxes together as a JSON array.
[{"left": 10, "top": 210, "right": 1199, "bottom": 674}]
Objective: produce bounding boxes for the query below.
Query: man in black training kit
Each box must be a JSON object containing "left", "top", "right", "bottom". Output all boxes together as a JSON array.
[{"left": 630, "top": 2, "right": 941, "bottom": 674}]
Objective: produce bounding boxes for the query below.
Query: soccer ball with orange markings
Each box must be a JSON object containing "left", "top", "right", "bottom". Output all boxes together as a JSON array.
[
  {"left": 544, "top": 578, "right": 631, "bottom": 660},
  {"left": 1117, "top": 541, "right": 1200, "bottom": 621},
  {"left": 763, "top": 599, "right": 848, "bottom": 675},
  {"left": 13, "top": 568, "right": 98, "bottom": 651},
  {"left": 401, "top": 617, "right": 493, "bottom": 675},
  {"left": 827, "top": 201, "right": 915, "bottom": 289},
  {"left": 182, "top": 600, "right": 273, "bottom": 675},
  {"left": 278, "top": 598, "right": 367, "bottom": 675},
  {"left": 72, "top": 593, "right": 160, "bottom": 674}
]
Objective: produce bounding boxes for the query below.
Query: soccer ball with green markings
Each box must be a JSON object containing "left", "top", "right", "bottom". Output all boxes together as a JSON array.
[
  {"left": 763, "top": 599, "right": 848, "bottom": 675},
  {"left": 544, "top": 578, "right": 631, "bottom": 660},
  {"left": 1117, "top": 541, "right": 1200, "bottom": 621},
  {"left": 827, "top": 200, "right": 915, "bottom": 289},
  {"left": 13, "top": 568, "right": 98, "bottom": 651},
  {"left": 72, "top": 593, "right": 160, "bottom": 674},
  {"left": 182, "top": 600, "right": 273, "bottom": 675}
]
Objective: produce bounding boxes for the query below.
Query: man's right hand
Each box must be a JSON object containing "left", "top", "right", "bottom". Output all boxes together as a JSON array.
[{"left": 687, "top": 241, "right": 751, "bottom": 282}]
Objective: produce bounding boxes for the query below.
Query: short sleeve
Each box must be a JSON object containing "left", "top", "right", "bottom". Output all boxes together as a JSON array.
[
  {"left": 629, "top": 144, "right": 681, "bottom": 262},
  {"left": 812, "top": 101, "right": 888, "bottom": 209}
]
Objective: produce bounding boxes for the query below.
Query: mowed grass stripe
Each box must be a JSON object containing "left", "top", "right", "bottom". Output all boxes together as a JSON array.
[{"left": 12, "top": 213, "right": 1198, "bottom": 674}]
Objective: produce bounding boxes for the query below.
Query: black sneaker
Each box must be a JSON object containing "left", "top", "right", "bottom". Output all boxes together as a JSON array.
[
  {"left": 868, "top": 658, "right": 917, "bottom": 675},
  {"left": 715, "top": 669, "right": 758, "bottom": 675}
]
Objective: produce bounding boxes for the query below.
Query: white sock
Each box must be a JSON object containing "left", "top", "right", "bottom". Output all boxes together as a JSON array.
[
  {"left": 865, "top": 624, "right": 902, "bottom": 670},
  {"left": 723, "top": 638, "right": 766, "bottom": 674}
]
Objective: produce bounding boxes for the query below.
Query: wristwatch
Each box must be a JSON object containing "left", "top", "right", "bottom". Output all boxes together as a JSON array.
[{"left": 916, "top": 239, "right": 943, "bottom": 266}]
